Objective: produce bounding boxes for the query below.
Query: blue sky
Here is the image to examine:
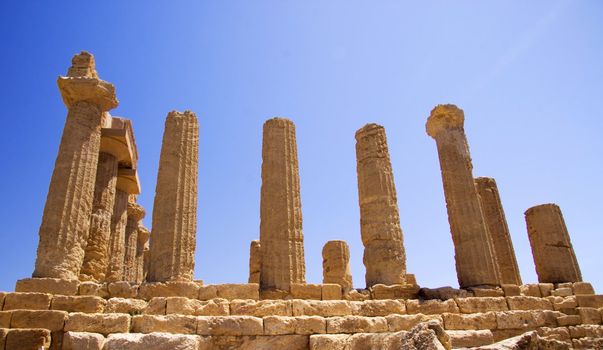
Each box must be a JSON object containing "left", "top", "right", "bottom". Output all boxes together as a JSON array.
[{"left": 0, "top": 1, "right": 601, "bottom": 292}]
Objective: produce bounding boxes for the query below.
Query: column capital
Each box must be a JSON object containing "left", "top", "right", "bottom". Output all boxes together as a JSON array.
[
  {"left": 355, "top": 123, "right": 384, "bottom": 140},
  {"left": 264, "top": 117, "right": 294, "bottom": 128},
  {"left": 127, "top": 202, "right": 146, "bottom": 221},
  {"left": 426, "top": 104, "right": 465, "bottom": 138},
  {"left": 525, "top": 203, "right": 560, "bottom": 216},
  {"left": 137, "top": 225, "right": 150, "bottom": 246}
]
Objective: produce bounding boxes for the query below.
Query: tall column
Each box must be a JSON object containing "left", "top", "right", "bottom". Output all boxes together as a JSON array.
[
  {"left": 475, "top": 177, "right": 522, "bottom": 285},
  {"left": 322, "top": 240, "right": 353, "bottom": 292},
  {"left": 148, "top": 111, "right": 199, "bottom": 282},
  {"left": 34, "top": 52, "right": 118, "bottom": 279},
  {"left": 355, "top": 123, "right": 406, "bottom": 287},
  {"left": 122, "top": 198, "right": 145, "bottom": 281},
  {"left": 525, "top": 204, "right": 582, "bottom": 283},
  {"left": 105, "top": 189, "right": 128, "bottom": 282},
  {"left": 79, "top": 152, "right": 119, "bottom": 281},
  {"left": 248, "top": 240, "right": 261, "bottom": 284},
  {"left": 426, "top": 104, "right": 500, "bottom": 288},
  {"left": 135, "top": 225, "right": 150, "bottom": 283},
  {"left": 259, "top": 118, "right": 306, "bottom": 291}
]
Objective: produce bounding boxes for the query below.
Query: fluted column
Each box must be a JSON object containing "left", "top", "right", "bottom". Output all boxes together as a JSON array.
[
  {"left": 148, "top": 111, "right": 199, "bottom": 282},
  {"left": 122, "top": 199, "right": 145, "bottom": 281},
  {"left": 105, "top": 189, "right": 128, "bottom": 282},
  {"left": 322, "top": 240, "right": 353, "bottom": 292},
  {"left": 525, "top": 204, "right": 582, "bottom": 283},
  {"left": 33, "top": 52, "right": 118, "bottom": 279},
  {"left": 426, "top": 104, "right": 500, "bottom": 288},
  {"left": 475, "top": 177, "right": 522, "bottom": 285},
  {"left": 248, "top": 240, "right": 261, "bottom": 284},
  {"left": 135, "top": 225, "right": 150, "bottom": 283},
  {"left": 355, "top": 124, "right": 406, "bottom": 287},
  {"left": 259, "top": 118, "right": 306, "bottom": 291}
]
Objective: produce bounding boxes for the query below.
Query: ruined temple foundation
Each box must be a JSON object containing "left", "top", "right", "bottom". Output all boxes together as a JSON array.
[{"left": 525, "top": 204, "right": 583, "bottom": 284}]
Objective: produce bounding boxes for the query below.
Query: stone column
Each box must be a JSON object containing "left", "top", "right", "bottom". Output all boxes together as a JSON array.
[
  {"left": 33, "top": 52, "right": 118, "bottom": 279},
  {"left": 426, "top": 104, "right": 500, "bottom": 288},
  {"left": 148, "top": 110, "right": 199, "bottom": 282},
  {"left": 105, "top": 189, "right": 128, "bottom": 282},
  {"left": 525, "top": 204, "right": 582, "bottom": 283},
  {"left": 79, "top": 152, "right": 119, "bottom": 281},
  {"left": 475, "top": 177, "right": 522, "bottom": 285},
  {"left": 355, "top": 123, "right": 406, "bottom": 287},
  {"left": 259, "top": 118, "right": 306, "bottom": 291},
  {"left": 122, "top": 198, "right": 145, "bottom": 282},
  {"left": 135, "top": 226, "right": 150, "bottom": 283},
  {"left": 322, "top": 240, "right": 353, "bottom": 292},
  {"left": 248, "top": 240, "right": 261, "bottom": 284}
]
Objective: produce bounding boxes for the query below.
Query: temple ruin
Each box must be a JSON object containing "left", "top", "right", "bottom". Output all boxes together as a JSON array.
[{"left": 2, "top": 52, "right": 601, "bottom": 349}]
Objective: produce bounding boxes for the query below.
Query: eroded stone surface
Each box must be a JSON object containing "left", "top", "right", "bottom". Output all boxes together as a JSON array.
[
  {"left": 248, "top": 240, "right": 261, "bottom": 284},
  {"left": 322, "top": 240, "right": 353, "bottom": 292}
]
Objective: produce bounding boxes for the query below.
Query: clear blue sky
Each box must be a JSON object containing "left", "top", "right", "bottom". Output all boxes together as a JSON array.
[{"left": 0, "top": 1, "right": 601, "bottom": 293}]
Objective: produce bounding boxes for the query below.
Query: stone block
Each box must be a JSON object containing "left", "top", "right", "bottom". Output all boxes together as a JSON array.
[
  {"left": 107, "top": 282, "right": 138, "bottom": 298},
  {"left": 370, "top": 284, "right": 418, "bottom": 299},
  {"left": 536, "top": 326, "right": 571, "bottom": 341},
  {"left": 143, "top": 297, "right": 166, "bottom": 315},
  {"left": 469, "top": 287, "right": 504, "bottom": 297},
  {"left": 207, "top": 335, "right": 309, "bottom": 350},
  {"left": 197, "top": 285, "right": 218, "bottom": 300},
  {"left": 344, "top": 289, "right": 371, "bottom": 301},
  {"left": 166, "top": 297, "right": 229, "bottom": 316},
  {"left": 10, "top": 310, "right": 67, "bottom": 331},
  {"left": 230, "top": 299, "right": 291, "bottom": 317},
  {"left": 197, "top": 316, "right": 263, "bottom": 336},
  {"left": 549, "top": 296, "right": 577, "bottom": 312},
  {"left": 520, "top": 284, "right": 542, "bottom": 297},
  {"left": 105, "top": 298, "right": 147, "bottom": 314},
  {"left": 263, "top": 315, "right": 296, "bottom": 335},
  {"left": 5, "top": 328, "right": 51, "bottom": 350},
  {"left": 442, "top": 312, "right": 497, "bottom": 330},
  {"left": 568, "top": 324, "right": 603, "bottom": 338},
  {"left": 296, "top": 316, "right": 327, "bottom": 335},
  {"left": 0, "top": 311, "right": 11, "bottom": 327},
  {"left": 501, "top": 284, "right": 521, "bottom": 297},
  {"left": 577, "top": 307, "right": 602, "bottom": 325},
  {"left": 350, "top": 300, "right": 406, "bottom": 316},
  {"left": 309, "top": 334, "right": 349, "bottom": 350},
  {"left": 573, "top": 282, "right": 595, "bottom": 295},
  {"left": 447, "top": 329, "right": 493, "bottom": 348},
  {"left": 291, "top": 300, "right": 352, "bottom": 317},
  {"left": 326, "top": 316, "right": 387, "bottom": 334},
  {"left": 78, "top": 282, "right": 109, "bottom": 298},
  {"left": 456, "top": 297, "right": 508, "bottom": 314},
  {"left": 506, "top": 296, "right": 553, "bottom": 310},
  {"left": 0, "top": 328, "right": 6, "bottom": 349},
  {"left": 572, "top": 337, "right": 603, "bottom": 349},
  {"left": 259, "top": 289, "right": 291, "bottom": 300},
  {"left": 3, "top": 292, "right": 52, "bottom": 310},
  {"left": 138, "top": 282, "right": 200, "bottom": 300},
  {"left": 552, "top": 288, "right": 573, "bottom": 297},
  {"left": 557, "top": 314, "right": 581, "bottom": 327},
  {"left": 64, "top": 313, "right": 130, "bottom": 334},
  {"left": 51, "top": 295, "right": 106, "bottom": 313},
  {"left": 496, "top": 310, "right": 542, "bottom": 330},
  {"left": 385, "top": 314, "right": 442, "bottom": 332},
  {"left": 406, "top": 299, "right": 459, "bottom": 314},
  {"left": 63, "top": 331, "right": 105, "bottom": 350},
  {"left": 291, "top": 283, "right": 322, "bottom": 300},
  {"left": 103, "top": 333, "right": 202, "bottom": 350},
  {"left": 15, "top": 278, "right": 79, "bottom": 296},
  {"left": 538, "top": 283, "right": 555, "bottom": 297},
  {"left": 215, "top": 283, "right": 259, "bottom": 300},
  {"left": 321, "top": 284, "right": 342, "bottom": 300},
  {"left": 418, "top": 286, "right": 472, "bottom": 300},
  {"left": 131, "top": 314, "right": 197, "bottom": 334},
  {"left": 576, "top": 295, "right": 603, "bottom": 308}
]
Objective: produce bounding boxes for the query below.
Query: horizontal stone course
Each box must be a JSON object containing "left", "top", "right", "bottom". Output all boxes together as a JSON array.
[
  {"left": 10, "top": 309, "right": 67, "bottom": 332},
  {"left": 132, "top": 314, "right": 197, "bottom": 334},
  {"left": 16, "top": 278, "right": 79, "bottom": 296},
  {"left": 51, "top": 295, "right": 106, "bottom": 313},
  {"left": 197, "top": 315, "right": 263, "bottom": 336},
  {"left": 64, "top": 312, "right": 131, "bottom": 334},
  {"left": 3, "top": 292, "right": 52, "bottom": 311}
]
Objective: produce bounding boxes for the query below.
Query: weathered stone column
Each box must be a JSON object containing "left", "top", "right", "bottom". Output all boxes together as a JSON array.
[
  {"left": 355, "top": 123, "right": 406, "bottom": 287},
  {"left": 122, "top": 198, "right": 145, "bottom": 282},
  {"left": 33, "top": 52, "right": 118, "bottom": 279},
  {"left": 79, "top": 152, "right": 119, "bottom": 281},
  {"left": 259, "top": 118, "right": 306, "bottom": 291},
  {"left": 148, "top": 110, "right": 199, "bottom": 282},
  {"left": 135, "top": 225, "right": 150, "bottom": 283},
  {"left": 525, "top": 204, "right": 582, "bottom": 283},
  {"left": 322, "top": 240, "right": 353, "bottom": 292},
  {"left": 426, "top": 104, "right": 500, "bottom": 288},
  {"left": 105, "top": 189, "right": 128, "bottom": 282},
  {"left": 475, "top": 177, "right": 522, "bottom": 285},
  {"left": 248, "top": 240, "right": 261, "bottom": 284}
]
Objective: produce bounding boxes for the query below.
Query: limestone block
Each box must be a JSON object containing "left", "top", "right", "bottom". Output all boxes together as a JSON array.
[
  {"left": 539, "top": 283, "right": 555, "bottom": 297},
  {"left": 447, "top": 329, "right": 493, "bottom": 348},
  {"left": 577, "top": 307, "right": 602, "bottom": 324},
  {"left": 138, "top": 282, "right": 200, "bottom": 300},
  {"left": 326, "top": 316, "right": 388, "bottom": 334},
  {"left": 263, "top": 316, "right": 296, "bottom": 335},
  {"left": 0, "top": 328, "right": 6, "bottom": 349},
  {"left": 573, "top": 282, "right": 595, "bottom": 295},
  {"left": 351, "top": 299, "right": 406, "bottom": 316},
  {"left": 557, "top": 314, "right": 581, "bottom": 326},
  {"left": 371, "top": 284, "right": 418, "bottom": 299},
  {"left": 456, "top": 297, "right": 508, "bottom": 314},
  {"left": 496, "top": 310, "right": 560, "bottom": 329},
  {"left": 103, "top": 333, "right": 202, "bottom": 350},
  {"left": 197, "top": 316, "right": 263, "bottom": 336},
  {"left": 5, "top": 328, "right": 51, "bottom": 350},
  {"left": 291, "top": 283, "right": 322, "bottom": 300},
  {"left": 230, "top": 299, "right": 291, "bottom": 317},
  {"left": 548, "top": 296, "right": 577, "bottom": 312},
  {"left": 63, "top": 331, "right": 105, "bottom": 350},
  {"left": 400, "top": 320, "right": 451, "bottom": 349},
  {"left": 166, "top": 297, "right": 229, "bottom": 316},
  {"left": 309, "top": 334, "right": 349, "bottom": 350},
  {"left": 107, "top": 282, "right": 138, "bottom": 298},
  {"left": 576, "top": 295, "right": 603, "bottom": 308},
  {"left": 0, "top": 292, "right": 5, "bottom": 310},
  {"left": 418, "top": 286, "right": 471, "bottom": 300},
  {"left": 248, "top": 240, "right": 261, "bottom": 284},
  {"left": 208, "top": 335, "right": 309, "bottom": 350},
  {"left": 3, "top": 292, "right": 52, "bottom": 310},
  {"left": 520, "top": 284, "right": 542, "bottom": 297},
  {"left": 568, "top": 324, "right": 603, "bottom": 338},
  {"left": 321, "top": 284, "right": 342, "bottom": 300},
  {"left": 406, "top": 299, "right": 459, "bottom": 315},
  {"left": 557, "top": 282, "right": 573, "bottom": 289},
  {"left": 51, "top": 295, "right": 106, "bottom": 313},
  {"left": 197, "top": 285, "right": 218, "bottom": 300},
  {"left": 501, "top": 284, "right": 521, "bottom": 297},
  {"left": 536, "top": 326, "right": 571, "bottom": 342},
  {"left": 322, "top": 241, "right": 353, "bottom": 292},
  {"left": 442, "top": 312, "right": 497, "bottom": 330},
  {"left": 291, "top": 300, "right": 352, "bottom": 317},
  {"left": 296, "top": 316, "right": 327, "bottom": 335},
  {"left": 143, "top": 297, "right": 166, "bottom": 315},
  {"left": 105, "top": 298, "right": 147, "bottom": 314},
  {"left": 64, "top": 313, "right": 130, "bottom": 334},
  {"left": 344, "top": 289, "right": 371, "bottom": 301},
  {"left": 10, "top": 310, "right": 67, "bottom": 331},
  {"left": 131, "top": 314, "right": 197, "bottom": 334},
  {"left": 15, "top": 278, "right": 79, "bottom": 296},
  {"left": 552, "top": 287, "right": 573, "bottom": 297},
  {"left": 469, "top": 287, "right": 504, "bottom": 297},
  {"left": 0, "top": 311, "right": 11, "bottom": 327},
  {"left": 216, "top": 283, "right": 259, "bottom": 300},
  {"left": 506, "top": 296, "right": 553, "bottom": 311},
  {"left": 386, "top": 314, "right": 442, "bottom": 332},
  {"left": 572, "top": 337, "right": 603, "bottom": 349},
  {"left": 105, "top": 189, "right": 128, "bottom": 282},
  {"left": 78, "top": 282, "right": 109, "bottom": 298}
]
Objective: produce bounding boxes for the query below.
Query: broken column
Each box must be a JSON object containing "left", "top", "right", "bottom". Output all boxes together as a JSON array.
[
  {"left": 33, "top": 51, "right": 118, "bottom": 279},
  {"left": 122, "top": 197, "right": 145, "bottom": 282},
  {"left": 355, "top": 123, "right": 406, "bottom": 287},
  {"left": 136, "top": 225, "right": 151, "bottom": 283},
  {"left": 148, "top": 110, "right": 199, "bottom": 282},
  {"left": 475, "top": 177, "right": 522, "bottom": 285},
  {"left": 259, "top": 118, "right": 306, "bottom": 291},
  {"left": 322, "top": 240, "right": 353, "bottom": 292},
  {"left": 525, "top": 203, "right": 582, "bottom": 283},
  {"left": 248, "top": 240, "right": 261, "bottom": 284},
  {"left": 426, "top": 104, "right": 500, "bottom": 288}
]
